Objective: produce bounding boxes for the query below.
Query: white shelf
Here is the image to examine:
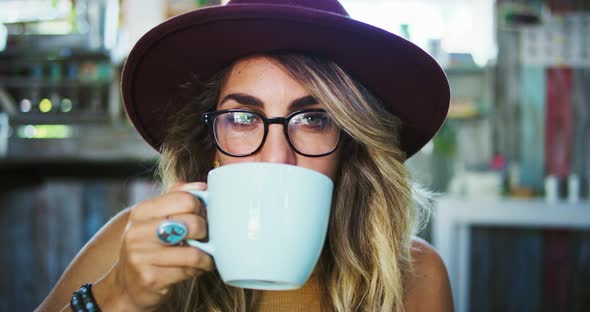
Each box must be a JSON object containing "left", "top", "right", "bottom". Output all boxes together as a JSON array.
[{"left": 435, "top": 197, "right": 590, "bottom": 228}]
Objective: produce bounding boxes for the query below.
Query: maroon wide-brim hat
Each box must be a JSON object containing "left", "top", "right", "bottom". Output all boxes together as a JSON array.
[{"left": 122, "top": 0, "right": 450, "bottom": 159}]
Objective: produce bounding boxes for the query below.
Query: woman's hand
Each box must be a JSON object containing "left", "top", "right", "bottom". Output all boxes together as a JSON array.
[{"left": 93, "top": 182, "right": 214, "bottom": 311}]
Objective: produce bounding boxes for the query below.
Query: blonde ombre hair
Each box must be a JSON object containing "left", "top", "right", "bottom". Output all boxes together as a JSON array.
[{"left": 156, "top": 53, "right": 431, "bottom": 312}]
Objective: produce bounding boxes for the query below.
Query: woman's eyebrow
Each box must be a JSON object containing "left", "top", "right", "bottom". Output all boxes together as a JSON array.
[
  {"left": 289, "top": 95, "right": 318, "bottom": 110},
  {"left": 218, "top": 93, "right": 318, "bottom": 110},
  {"left": 218, "top": 93, "right": 264, "bottom": 108}
]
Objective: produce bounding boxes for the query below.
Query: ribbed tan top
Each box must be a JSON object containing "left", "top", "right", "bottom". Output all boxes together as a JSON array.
[{"left": 255, "top": 273, "right": 322, "bottom": 312}]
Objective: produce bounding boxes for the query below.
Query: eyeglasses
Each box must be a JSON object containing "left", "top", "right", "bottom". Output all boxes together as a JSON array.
[{"left": 202, "top": 108, "right": 341, "bottom": 157}]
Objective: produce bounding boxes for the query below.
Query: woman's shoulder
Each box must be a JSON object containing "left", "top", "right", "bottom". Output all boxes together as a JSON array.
[
  {"left": 404, "top": 236, "right": 454, "bottom": 312},
  {"left": 409, "top": 236, "right": 445, "bottom": 268}
]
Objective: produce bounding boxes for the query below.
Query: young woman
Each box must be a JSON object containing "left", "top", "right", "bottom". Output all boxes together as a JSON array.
[{"left": 37, "top": 1, "right": 453, "bottom": 311}]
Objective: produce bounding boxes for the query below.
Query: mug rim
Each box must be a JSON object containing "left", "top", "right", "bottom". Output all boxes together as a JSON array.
[{"left": 208, "top": 162, "right": 333, "bottom": 184}]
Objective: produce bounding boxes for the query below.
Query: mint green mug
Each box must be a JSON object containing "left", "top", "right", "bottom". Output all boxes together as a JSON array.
[{"left": 186, "top": 162, "right": 334, "bottom": 290}]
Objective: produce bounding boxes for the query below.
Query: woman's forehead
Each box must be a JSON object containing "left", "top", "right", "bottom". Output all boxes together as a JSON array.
[
  {"left": 218, "top": 56, "right": 315, "bottom": 111},
  {"left": 224, "top": 56, "right": 292, "bottom": 84}
]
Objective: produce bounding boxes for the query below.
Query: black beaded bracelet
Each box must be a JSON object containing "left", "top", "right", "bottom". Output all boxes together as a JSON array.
[
  {"left": 70, "top": 284, "right": 101, "bottom": 312},
  {"left": 70, "top": 291, "right": 85, "bottom": 312}
]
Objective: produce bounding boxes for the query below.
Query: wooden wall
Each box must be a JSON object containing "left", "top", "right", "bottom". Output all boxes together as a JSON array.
[
  {"left": 470, "top": 227, "right": 590, "bottom": 312},
  {"left": 0, "top": 165, "right": 160, "bottom": 311}
]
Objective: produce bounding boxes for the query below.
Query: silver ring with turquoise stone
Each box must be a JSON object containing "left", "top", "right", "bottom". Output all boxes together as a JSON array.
[{"left": 156, "top": 219, "right": 188, "bottom": 245}]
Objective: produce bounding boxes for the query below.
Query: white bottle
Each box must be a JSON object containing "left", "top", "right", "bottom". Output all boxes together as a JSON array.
[
  {"left": 545, "top": 175, "right": 559, "bottom": 205},
  {"left": 568, "top": 174, "right": 580, "bottom": 204}
]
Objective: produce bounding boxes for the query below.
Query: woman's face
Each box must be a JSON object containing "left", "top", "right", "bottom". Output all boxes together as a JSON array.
[{"left": 215, "top": 56, "right": 341, "bottom": 180}]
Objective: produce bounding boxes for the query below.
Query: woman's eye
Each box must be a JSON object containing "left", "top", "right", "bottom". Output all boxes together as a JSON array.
[
  {"left": 224, "top": 112, "right": 260, "bottom": 130},
  {"left": 293, "top": 112, "right": 331, "bottom": 130},
  {"left": 232, "top": 112, "right": 257, "bottom": 124}
]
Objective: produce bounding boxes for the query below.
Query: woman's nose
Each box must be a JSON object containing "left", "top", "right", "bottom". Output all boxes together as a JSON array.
[{"left": 257, "top": 124, "right": 297, "bottom": 164}]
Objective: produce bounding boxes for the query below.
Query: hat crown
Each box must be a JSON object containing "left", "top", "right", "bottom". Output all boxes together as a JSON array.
[{"left": 227, "top": 0, "right": 349, "bottom": 17}]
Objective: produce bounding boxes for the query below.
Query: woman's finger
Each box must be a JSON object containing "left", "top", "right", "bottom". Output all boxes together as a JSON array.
[
  {"left": 127, "top": 214, "right": 208, "bottom": 245},
  {"left": 130, "top": 265, "right": 204, "bottom": 294},
  {"left": 130, "top": 246, "right": 215, "bottom": 271},
  {"left": 172, "top": 182, "right": 208, "bottom": 193},
  {"left": 168, "top": 181, "right": 188, "bottom": 192},
  {"left": 174, "top": 183, "right": 209, "bottom": 217},
  {"left": 168, "top": 181, "right": 207, "bottom": 192},
  {"left": 129, "top": 191, "right": 204, "bottom": 221}
]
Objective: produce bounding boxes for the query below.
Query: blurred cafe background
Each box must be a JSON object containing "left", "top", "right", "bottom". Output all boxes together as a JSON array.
[{"left": 0, "top": 0, "right": 588, "bottom": 311}]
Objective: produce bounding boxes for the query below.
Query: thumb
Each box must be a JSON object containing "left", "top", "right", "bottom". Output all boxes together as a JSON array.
[{"left": 168, "top": 181, "right": 208, "bottom": 193}]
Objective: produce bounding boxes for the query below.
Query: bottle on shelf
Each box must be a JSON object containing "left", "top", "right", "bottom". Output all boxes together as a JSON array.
[
  {"left": 42, "top": 62, "right": 63, "bottom": 114},
  {"left": 62, "top": 62, "right": 79, "bottom": 113},
  {"left": 20, "top": 63, "right": 43, "bottom": 113},
  {"left": 80, "top": 61, "right": 101, "bottom": 114}
]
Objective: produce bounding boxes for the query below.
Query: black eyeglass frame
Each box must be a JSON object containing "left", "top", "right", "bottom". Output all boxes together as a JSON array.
[{"left": 202, "top": 108, "right": 341, "bottom": 158}]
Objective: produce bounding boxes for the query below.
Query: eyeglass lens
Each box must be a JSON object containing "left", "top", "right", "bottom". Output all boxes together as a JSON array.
[{"left": 212, "top": 110, "right": 339, "bottom": 156}]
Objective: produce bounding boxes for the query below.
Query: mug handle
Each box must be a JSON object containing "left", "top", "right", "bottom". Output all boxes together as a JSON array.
[{"left": 184, "top": 190, "right": 215, "bottom": 255}]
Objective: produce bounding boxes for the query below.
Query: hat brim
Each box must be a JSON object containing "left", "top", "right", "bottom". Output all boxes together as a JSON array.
[{"left": 121, "top": 3, "right": 450, "bottom": 158}]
